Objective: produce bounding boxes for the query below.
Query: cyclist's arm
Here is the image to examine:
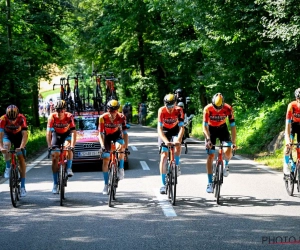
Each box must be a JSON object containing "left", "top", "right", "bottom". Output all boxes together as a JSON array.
[
  {"left": 177, "top": 125, "right": 185, "bottom": 144},
  {"left": 123, "top": 132, "right": 128, "bottom": 148},
  {"left": 46, "top": 129, "right": 52, "bottom": 148},
  {"left": 285, "top": 120, "right": 292, "bottom": 143},
  {"left": 0, "top": 130, "right": 4, "bottom": 150},
  {"left": 70, "top": 129, "right": 77, "bottom": 148},
  {"left": 202, "top": 108, "right": 211, "bottom": 140},
  {"left": 20, "top": 130, "right": 28, "bottom": 148},
  {"left": 230, "top": 124, "right": 236, "bottom": 145},
  {"left": 158, "top": 125, "right": 169, "bottom": 144}
]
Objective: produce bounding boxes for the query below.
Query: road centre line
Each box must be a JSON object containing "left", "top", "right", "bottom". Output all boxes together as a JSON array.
[{"left": 140, "top": 161, "right": 150, "bottom": 170}]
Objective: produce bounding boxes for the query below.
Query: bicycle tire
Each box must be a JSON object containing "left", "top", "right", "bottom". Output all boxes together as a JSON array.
[
  {"left": 171, "top": 163, "right": 177, "bottom": 205},
  {"left": 59, "top": 164, "right": 65, "bottom": 206},
  {"left": 108, "top": 163, "right": 115, "bottom": 207},
  {"left": 166, "top": 161, "right": 171, "bottom": 199},
  {"left": 285, "top": 171, "right": 295, "bottom": 196},
  {"left": 214, "top": 162, "right": 222, "bottom": 204},
  {"left": 9, "top": 167, "right": 18, "bottom": 207}
]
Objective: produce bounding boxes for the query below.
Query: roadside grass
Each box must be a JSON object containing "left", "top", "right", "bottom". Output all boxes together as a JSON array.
[{"left": 40, "top": 88, "right": 60, "bottom": 100}]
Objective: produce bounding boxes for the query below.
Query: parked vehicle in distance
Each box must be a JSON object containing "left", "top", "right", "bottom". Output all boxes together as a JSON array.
[{"left": 73, "top": 112, "right": 102, "bottom": 168}]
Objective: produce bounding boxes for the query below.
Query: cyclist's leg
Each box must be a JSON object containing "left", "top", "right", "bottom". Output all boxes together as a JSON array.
[
  {"left": 50, "top": 132, "right": 62, "bottom": 193},
  {"left": 115, "top": 134, "right": 125, "bottom": 180},
  {"left": 173, "top": 135, "right": 182, "bottom": 175},
  {"left": 64, "top": 134, "right": 74, "bottom": 177},
  {"left": 206, "top": 126, "right": 216, "bottom": 193},
  {"left": 2, "top": 134, "right": 11, "bottom": 178},
  {"left": 101, "top": 137, "right": 111, "bottom": 194},
  {"left": 158, "top": 137, "right": 168, "bottom": 194},
  {"left": 13, "top": 133, "right": 27, "bottom": 196},
  {"left": 218, "top": 126, "right": 232, "bottom": 176}
]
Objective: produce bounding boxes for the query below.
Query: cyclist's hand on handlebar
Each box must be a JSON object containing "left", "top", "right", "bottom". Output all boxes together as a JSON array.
[
  {"left": 232, "top": 144, "right": 237, "bottom": 150},
  {"left": 205, "top": 139, "right": 212, "bottom": 149},
  {"left": 165, "top": 141, "right": 172, "bottom": 147},
  {"left": 1, "top": 148, "right": 7, "bottom": 154}
]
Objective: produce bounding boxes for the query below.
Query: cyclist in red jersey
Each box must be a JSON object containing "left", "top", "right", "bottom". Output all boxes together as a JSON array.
[
  {"left": 0, "top": 105, "right": 28, "bottom": 197},
  {"left": 203, "top": 93, "right": 236, "bottom": 193},
  {"left": 98, "top": 99, "right": 129, "bottom": 194},
  {"left": 283, "top": 88, "right": 300, "bottom": 176},
  {"left": 46, "top": 100, "right": 77, "bottom": 194},
  {"left": 158, "top": 94, "right": 185, "bottom": 194}
]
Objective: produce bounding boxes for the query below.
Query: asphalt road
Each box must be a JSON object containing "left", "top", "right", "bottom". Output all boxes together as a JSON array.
[{"left": 0, "top": 124, "right": 300, "bottom": 250}]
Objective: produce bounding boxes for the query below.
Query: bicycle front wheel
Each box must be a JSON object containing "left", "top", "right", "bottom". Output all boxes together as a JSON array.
[
  {"left": 59, "top": 164, "right": 65, "bottom": 206},
  {"left": 214, "top": 162, "right": 222, "bottom": 204},
  {"left": 285, "top": 170, "right": 295, "bottom": 196},
  {"left": 108, "top": 163, "right": 115, "bottom": 207},
  {"left": 9, "top": 167, "right": 18, "bottom": 207},
  {"left": 170, "top": 163, "right": 177, "bottom": 205}
]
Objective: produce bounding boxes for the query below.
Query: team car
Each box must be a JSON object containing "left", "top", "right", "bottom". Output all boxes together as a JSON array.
[
  {"left": 73, "top": 113, "right": 102, "bottom": 167},
  {"left": 72, "top": 111, "right": 129, "bottom": 170}
]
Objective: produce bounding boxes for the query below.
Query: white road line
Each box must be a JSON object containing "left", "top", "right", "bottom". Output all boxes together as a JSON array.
[
  {"left": 154, "top": 189, "right": 177, "bottom": 217},
  {"left": 140, "top": 161, "right": 150, "bottom": 170},
  {"left": 130, "top": 146, "right": 138, "bottom": 151}
]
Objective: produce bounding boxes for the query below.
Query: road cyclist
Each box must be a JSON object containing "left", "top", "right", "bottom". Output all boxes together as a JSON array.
[
  {"left": 98, "top": 99, "right": 129, "bottom": 195},
  {"left": 203, "top": 93, "right": 236, "bottom": 193},
  {"left": 157, "top": 93, "right": 185, "bottom": 194},
  {"left": 0, "top": 105, "right": 29, "bottom": 197},
  {"left": 46, "top": 100, "right": 77, "bottom": 194}
]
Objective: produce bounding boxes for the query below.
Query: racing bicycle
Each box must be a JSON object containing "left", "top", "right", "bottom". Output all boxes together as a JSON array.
[
  {"left": 48, "top": 145, "right": 73, "bottom": 206},
  {"left": 160, "top": 142, "right": 179, "bottom": 205},
  {"left": 212, "top": 142, "right": 234, "bottom": 205},
  {"left": 68, "top": 73, "right": 83, "bottom": 115},
  {"left": 91, "top": 71, "right": 103, "bottom": 114},
  {"left": 8, "top": 148, "right": 25, "bottom": 207},
  {"left": 284, "top": 143, "right": 300, "bottom": 196},
  {"left": 106, "top": 142, "right": 130, "bottom": 207}
]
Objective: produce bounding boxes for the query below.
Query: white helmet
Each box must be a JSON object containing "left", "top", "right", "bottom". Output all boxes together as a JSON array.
[{"left": 177, "top": 102, "right": 184, "bottom": 108}]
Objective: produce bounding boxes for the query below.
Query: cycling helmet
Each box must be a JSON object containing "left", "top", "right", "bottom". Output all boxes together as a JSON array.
[
  {"left": 6, "top": 105, "right": 19, "bottom": 120},
  {"left": 164, "top": 94, "right": 176, "bottom": 106},
  {"left": 295, "top": 88, "right": 300, "bottom": 99},
  {"left": 177, "top": 102, "right": 184, "bottom": 108},
  {"left": 212, "top": 93, "right": 225, "bottom": 110},
  {"left": 55, "top": 100, "right": 66, "bottom": 109},
  {"left": 107, "top": 99, "right": 120, "bottom": 111}
]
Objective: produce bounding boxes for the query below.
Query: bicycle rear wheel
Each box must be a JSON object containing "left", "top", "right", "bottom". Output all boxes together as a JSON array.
[
  {"left": 9, "top": 167, "right": 18, "bottom": 207},
  {"left": 108, "top": 163, "right": 115, "bottom": 207},
  {"left": 59, "top": 164, "right": 65, "bottom": 206},
  {"left": 285, "top": 170, "right": 295, "bottom": 196},
  {"left": 170, "top": 163, "right": 177, "bottom": 205}
]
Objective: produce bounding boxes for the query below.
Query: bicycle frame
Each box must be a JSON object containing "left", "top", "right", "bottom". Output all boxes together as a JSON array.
[
  {"left": 213, "top": 142, "right": 233, "bottom": 205},
  {"left": 8, "top": 150, "right": 21, "bottom": 207},
  {"left": 48, "top": 145, "right": 69, "bottom": 206},
  {"left": 107, "top": 142, "right": 119, "bottom": 207},
  {"left": 160, "top": 142, "right": 178, "bottom": 205}
]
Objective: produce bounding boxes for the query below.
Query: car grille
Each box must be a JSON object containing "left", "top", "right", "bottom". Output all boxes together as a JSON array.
[{"left": 74, "top": 142, "right": 101, "bottom": 160}]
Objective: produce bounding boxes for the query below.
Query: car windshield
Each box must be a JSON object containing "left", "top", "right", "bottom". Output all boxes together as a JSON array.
[{"left": 75, "top": 117, "right": 99, "bottom": 130}]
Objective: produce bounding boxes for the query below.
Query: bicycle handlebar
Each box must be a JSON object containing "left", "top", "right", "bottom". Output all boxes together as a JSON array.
[
  {"left": 8, "top": 148, "right": 26, "bottom": 160},
  {"left": 48, "top": 146, "right": 74, "bottom": 159}
]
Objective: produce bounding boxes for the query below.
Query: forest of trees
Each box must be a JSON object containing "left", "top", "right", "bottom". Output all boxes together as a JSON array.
[{"left": 1, "top": 0, "right": 300, "bottom": 130}]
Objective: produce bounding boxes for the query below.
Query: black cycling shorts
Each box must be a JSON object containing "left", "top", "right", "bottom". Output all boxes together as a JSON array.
[
  {"left": 209, "top": 124, "right": 231, "bottom": 150},
  {"left": 291, "top": 122, "right": 300, "bottom": 143}
]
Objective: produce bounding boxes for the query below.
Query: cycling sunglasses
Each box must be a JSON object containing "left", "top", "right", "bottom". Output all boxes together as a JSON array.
[
  {"left": 166, "top": 104, "right": 175, "bottom": 108},
  {"left": 56, "top": 109, "right": 65, "bottom": 113}
]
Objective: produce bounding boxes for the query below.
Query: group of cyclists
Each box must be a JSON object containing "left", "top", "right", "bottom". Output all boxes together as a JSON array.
[{"left": 3, "top": 87, "right": 300, "bottom": 198}]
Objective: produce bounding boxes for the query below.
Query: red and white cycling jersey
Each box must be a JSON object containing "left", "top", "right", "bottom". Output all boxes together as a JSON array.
[
  {"left": 47, "top": 112, "right": 76, "bottom": 134},
  {"left": 286, "top": 101, "right": 300, "bottom": 123},
  {"left": 98, "top": 112, "right": 127, "bottom": 135},
  {"left": 0, "top": 114, "right": 28, "bottom": 134},
  {"left": 158, "top": 106, "right": 184, "bottom": 129},
  {"left": 203, "top": 103, "right": 235, "bottom": 127}
]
